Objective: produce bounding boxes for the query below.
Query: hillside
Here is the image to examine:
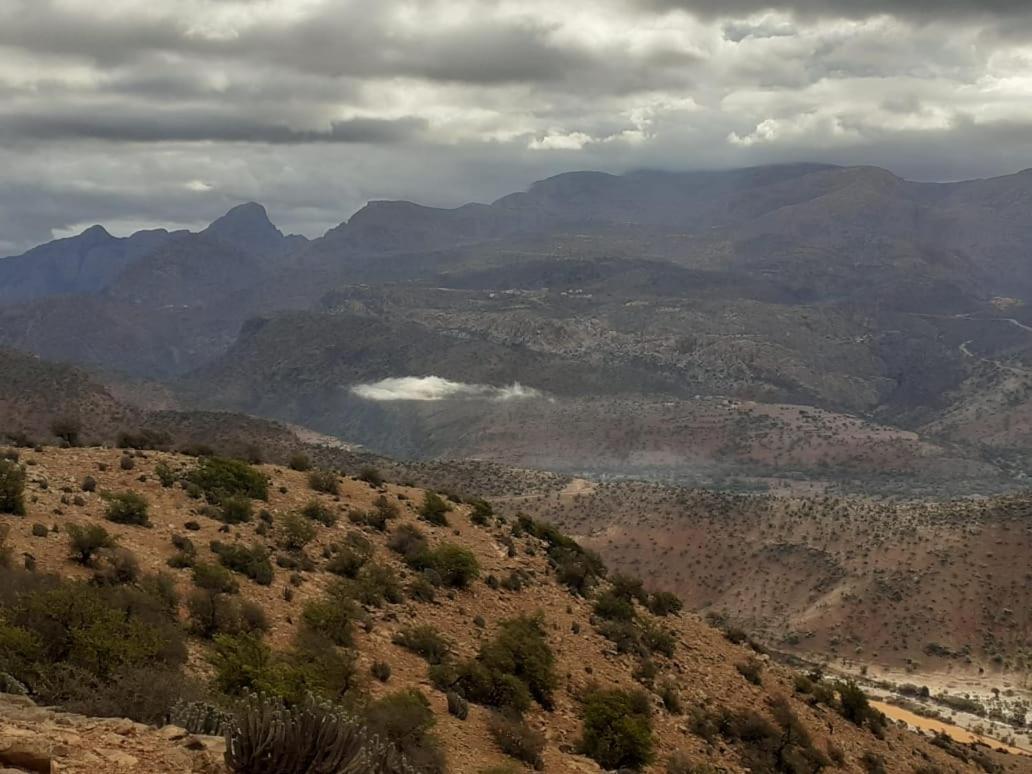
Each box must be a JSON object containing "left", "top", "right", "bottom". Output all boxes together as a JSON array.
[
  {"left": 486, "top": 479, "right": 1032, "bottom": 714},
  {"left": 1, "top": 444, "right": 1024, "bottom": 772}
]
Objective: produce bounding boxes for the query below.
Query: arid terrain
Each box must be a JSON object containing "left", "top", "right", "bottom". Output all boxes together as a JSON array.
[{"left": 4, "top": 444, "right": 1026, "bottom": 772}]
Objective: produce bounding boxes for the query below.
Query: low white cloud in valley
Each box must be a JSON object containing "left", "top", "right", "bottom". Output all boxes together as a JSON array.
[{"left": 351, "top": 376, "right": 544, "bottom": 402}]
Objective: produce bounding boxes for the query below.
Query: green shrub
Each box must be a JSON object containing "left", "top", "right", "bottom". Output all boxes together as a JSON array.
[
  {"left": 358, "top": 467, "right": 384, "bottom": 487},
  {"left": 550, "top": 544, "right": 606, "bottom": 596},
  {"left": 326, "top": 533, "right": 373, "bottom": 578},
  {"left": 351, "top": 562, "right": 402, "bottom": 607},
  {"left": 219, "top": 495, "right": 254, "bottom": 525},
  {"left": 425, "top": 543, "right": 479, "bottom": 589},
  {"left": 91, "top": 547, "right": 141, "bottom": 586},
  {"left": 580, "top": 687, "right": 653, "bottom": 770},
  {"left": 393, "top": 625, "right": 451, "bottom": 664},
  {"left": 104, "top": 490, "right": 150, "bottom": 526},
  {"left": 49, "top": 417, "right": 80, "bottom": 446},
  {"left": 658, "top": 679, "right": 683, "bottom": 714},
  {"left": 279, "top": 631, "right": 360, "bottom": 704},
  {"left": 0, "top": 572, "right": 186, "bottom": 698},
  {"left": 140, "top": 572, "right": 180, "bottom": 615},
  {"left": 192, "top": 561, "right": 240, "bottom": 594},
  {"left": 836, "top": 680, "right": 885, "bottom": 731},
  {"left": 0, "top": 460, "right": 26, "bottom": 515},
  {"left": 277, "top": 512, "right": 316, "bottom": 552},
  {"left": 288, "top": 453, "right": 312, "bottom": 472},
  {"left": 489, "top": 712, "right": 545, "bottom": 769},
  {"left": 470, "top": 498, "right": 493, "bottom": 526},
  {"left": 209, "top": 633, "right": 274, "bottom": 696},
  {"left": 81, "top": 475, "right": 97, "bottom": 493},
  {"left": 642, "top": 622, "right": 676, "bottom": 657},
  {"left": 647, "top": 591, "right": 683, "bottom": 617},
  {"left": 594, "top": 590, "right": 635, "bottom": 622},
  {"left": 187, "top": 457, "right": 267, "bottom": 503},
  {"left": 407, "top": 574, "right": 437, "bottom": 603},
  {"left": 66, "top": 523, "right": 117, "bottom": 565},
  {"left": 187, "top": 590, "right": 268, "bottom": 639},
  {"left": 214, "top": 543, "right": 274, "bottom": 586},
  {"left": 860, "top": 752, "right": 887, "bottom": 774},
  {"left": 364, "top": 689, "right": 445, "bottom": 774},
  {"left": 300, "top": 499, "right": 337, "bottom": 526},
  {"left": 610, "top": 574, "right": 648, "bottom": 603},
  {"left": 597, "top": 620, "right": 643, "bottom": 655},
  {"left": 737, "top": 658, "right": 763, "bottom": 686},
  {"left": 301, "top": 594, "right": 359, "bottom": 647},
  {"left": 153, "top": 462, "right": 176, "bottom": 487},
  {"left": 419, "top": 491, "right": 451, "bottom": 526},
  {"left": 307, "top": 469, "right": 339, "bottom": 495},
  {"left": 31, "top": 522, "right": 48, "bottom": 538},
  {"left": 353, "top": 495, "right": 398, "bottom": 531},
  {"left": 434, "top": 614, "right": 555, "bottom": 713},
  {"left": 706, "top": 697, "right": 830, "bottom": 773},
  {"left": 388, "top": 522, "right": 428, "bottom": 563},
  {"left": 371, "top": 660, "right": 392, "bottom": 682}
]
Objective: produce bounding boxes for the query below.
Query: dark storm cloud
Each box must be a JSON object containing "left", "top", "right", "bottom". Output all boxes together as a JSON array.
[
  {"left": 1, "top": 0, "right": 1031, "bottom": 255},
  {"left": 1, "top": 109, "right": 427, "bottom": 144},
  {"left": 0, "top": 1, "right": 585, "bottom": 85}
]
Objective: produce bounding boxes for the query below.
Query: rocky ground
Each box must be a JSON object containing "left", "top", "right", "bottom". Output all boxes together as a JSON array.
[{"left": 0, "top": 694, "right": 224, "bottom": 773}]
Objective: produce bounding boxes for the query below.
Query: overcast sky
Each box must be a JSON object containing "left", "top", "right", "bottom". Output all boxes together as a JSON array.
[{"left": 3, "top": 0, "right": 1032, "bottom": 254}]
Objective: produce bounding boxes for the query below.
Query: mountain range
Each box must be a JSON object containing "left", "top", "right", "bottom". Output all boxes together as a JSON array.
[{"left": 4, "top": 163, "right": 1032, "bottom": 493}]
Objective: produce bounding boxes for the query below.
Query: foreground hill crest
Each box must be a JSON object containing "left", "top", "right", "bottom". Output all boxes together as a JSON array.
[{"left": 0, "top": 443, "right": 1024, "bottom": 773}]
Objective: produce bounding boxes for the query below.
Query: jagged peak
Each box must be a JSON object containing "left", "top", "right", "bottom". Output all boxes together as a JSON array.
[{"left": 205, "top": 202, "right": 279, "bottom": 235}]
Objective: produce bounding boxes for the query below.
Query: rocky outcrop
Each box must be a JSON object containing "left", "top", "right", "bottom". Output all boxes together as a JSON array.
[{"left": 0, "top": 695, "right": 225, "bottom": 773}]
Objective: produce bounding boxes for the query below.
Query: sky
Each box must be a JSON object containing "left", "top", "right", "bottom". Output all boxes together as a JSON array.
[{"left": 3, "top": 0, "right": 1032, "bottom": 254}]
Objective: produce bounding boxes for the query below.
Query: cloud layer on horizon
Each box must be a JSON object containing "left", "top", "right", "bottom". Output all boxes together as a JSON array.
[{"left": 3, "top": 0, "right": 1032, "bottom": 253}]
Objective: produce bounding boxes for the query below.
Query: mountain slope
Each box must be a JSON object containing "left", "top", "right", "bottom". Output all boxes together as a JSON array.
[
  {"left": 1, "top": 444, "right": 1023, "bottom": 772},
  {"left": 0, "top": 225, "right": 176, "bottom": 304}
]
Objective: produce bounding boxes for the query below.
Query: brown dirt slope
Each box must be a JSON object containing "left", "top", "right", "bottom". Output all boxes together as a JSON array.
[
  {"left": 492, "top": 481, "right": 1032, "bottom": 680},
  {"left": 1, "top": 446, "right": 1027, "bottom": 773}
]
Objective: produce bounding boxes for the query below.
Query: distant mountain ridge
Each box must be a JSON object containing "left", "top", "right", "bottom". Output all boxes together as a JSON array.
[
  {"left": 4, "top": 162, "right": 1032, "bottom": 493},
  {"left": 0, "top": 201, "right": 309, "bottom": 306}
]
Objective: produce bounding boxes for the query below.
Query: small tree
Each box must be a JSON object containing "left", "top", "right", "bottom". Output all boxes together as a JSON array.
[
  {"left": 419, "top": 492, "right": 451, "bottom": 526},
  {"left": 219, "top": 495, "right": 254, "bottom": 525},
  {"left": 647, "top": 591, "right": 683, "bottom": 617},
  {"left": 0, "top": 459, "right": 26, "bottom": 516},
  {"left": 104, "top": 490, "right": 150, "bottom": 526},
  {"left": 277, "top": 512, "right": 316, "bottom": 552},
  {"left": 579, "top": 688, "right": 654, "bottom": 770},
  {"left": 288, "top": 453, "right": 312, "bottom": 472},
  {"left": 358, "top": 467, "right": 384, "bottom": 487},
  {"left": 192, "top": 561, "right": 240, "bottom": 594},
  {"left": 300, "top": 500, "right": 337, "bottom": 527},
  {"left": 427, "top": 544, "right": 479, "bottom": 589},
  {"left": 50, "top": 417, "right": 81, "bottom": 447},
  {"left": 67, "top": 523, "right": 117, "bottom": 565}
]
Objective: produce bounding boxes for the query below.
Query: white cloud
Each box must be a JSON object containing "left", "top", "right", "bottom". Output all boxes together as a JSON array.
[
  {"left": 351, "top": 376, "right": 544, "bottom": 402},
  {"left": 528, "top": 131, "right": 595, "bottom": 150}
]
